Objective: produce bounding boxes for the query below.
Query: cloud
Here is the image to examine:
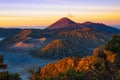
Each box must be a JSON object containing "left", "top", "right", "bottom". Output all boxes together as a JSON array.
[{"left": 67, "top": 12, "right": 75, "bottom": 18}]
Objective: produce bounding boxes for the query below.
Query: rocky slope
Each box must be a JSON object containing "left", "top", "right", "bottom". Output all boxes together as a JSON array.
[
  {"left": 0, "top": 29, "right": 52, "bottom": 53},
  {"left": 57, "top": 28, "right": 109, "bottom": 47},
  {"left": 31, "top": 28, "right": 111, "bottom": 59},
  {"left": 1, "top": 29, "right": 32, "bottom": 45},
  {"left": 82, "top": 22, "right": 120, "bottom": 33},
  {"left": 31, "top": 39, "right": 89, "bottom": 59}
]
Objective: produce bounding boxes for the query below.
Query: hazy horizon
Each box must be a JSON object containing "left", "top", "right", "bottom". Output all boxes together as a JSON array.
[{"left": 0, "top": 25, "right": 120, "bottom": 29}]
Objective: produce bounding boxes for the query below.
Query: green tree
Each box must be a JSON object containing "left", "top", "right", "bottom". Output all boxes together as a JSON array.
[
  {"left": 105, "top": 34, "right": 120, "bottom": 53},
  {"left": 28, "top": 66, "right": 41, "bottom": 80},
  {"left": 0, "top": 54, "right": 21, "bottom": 80},
  {"left": 105, "top": 34, "right": 120, "bottom": 79}
]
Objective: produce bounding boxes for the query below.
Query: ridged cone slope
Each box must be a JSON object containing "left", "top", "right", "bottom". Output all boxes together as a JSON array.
[
  {"left": 31, "top": 39, "right": 88, "bottom": 59},
  {"left": 57, "top": 28, "right": 110, "bottom": 47}
]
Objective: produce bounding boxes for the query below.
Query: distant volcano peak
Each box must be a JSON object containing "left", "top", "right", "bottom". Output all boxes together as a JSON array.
[
  {"left": 57, "top": 17, "right": 76, "bottom": 23},
  {"left": 46, "top": 17, "right": 79, "bottom": 30}
]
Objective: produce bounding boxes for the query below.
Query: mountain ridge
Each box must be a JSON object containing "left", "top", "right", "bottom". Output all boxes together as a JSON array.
[
  {"left": 81, "top": 22, "right": 120, "bottom": 33},
  {"left": 46, "top": 17, "right": 120, "bottom": 33},
  {"left": 30, "top": 28, "right": 111, "bottom": 59}
]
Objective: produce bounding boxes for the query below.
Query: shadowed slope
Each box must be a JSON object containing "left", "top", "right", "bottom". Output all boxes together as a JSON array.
[
  {"left": 1, "top": 29, "right": 32, "bottom": 45},
  {"left": 57, "top": 28, "right": 110, "bottom": 48},
  {"left": 31, "top": 39, "right": 88, "bottom": 59},
  {"left": 82, "top": 22, "right": 120, "bottom": 33}
]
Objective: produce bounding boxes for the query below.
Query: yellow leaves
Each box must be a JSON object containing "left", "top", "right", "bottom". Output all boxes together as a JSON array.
[
  {"left": 40, "top": 57, "right": 76, "bottom": 78},
  {"left": 67, "top": 59, "right": 74, "bottom": 66},
  {"left": 93, "top": 46, "right": 104, "bottom": 57},
  {"left": 77, "top": 47, "right": 116, "bottom": 72},
  {"left": 77, "top": 60, "right": 89, "bottom": 71},
  {"left": 93, "top": 46, "right": 116, "bottom": 63},
  {"left": 77, "top": 56, "right": 93, "bottom": 71},
  {"left": 104, "top": 51, "right": 116, "bottom": 63}
]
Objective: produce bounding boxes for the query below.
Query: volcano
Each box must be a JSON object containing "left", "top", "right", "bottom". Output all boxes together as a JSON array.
[
  {"left": 47, "top": 17, "right": 84, "bottom": 30},
  {"left": 30, "top": 39, "right": 89, "bottom": 59},
  {"left": 47, "top": 17, "right": 120, "bottom": 33}
]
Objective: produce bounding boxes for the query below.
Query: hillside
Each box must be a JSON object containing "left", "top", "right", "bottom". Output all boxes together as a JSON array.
[
  {"left": 82, "top": 22, "right": 120, "bottom": 33},
  {"left": 1, "top": 29, "right": 32, "bottom": 45},
  {"left": 57, "top": 28, "right": 110, "bottom": 47},
  {"left": 31, "top": 39, "right": 88, "bottom": 59},
  {"left": 29, "top": 34, "right": 120, "bottom": 80},
  {"left": 0, "top": 29, "right": 52, "bottom": 53},
  {"left": 31, "top": 28, "right": 111, "bottom": 59}
]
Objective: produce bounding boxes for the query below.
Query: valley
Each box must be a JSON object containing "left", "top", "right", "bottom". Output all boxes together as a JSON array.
[{"left": 0, "top": 50, "right": 55, "bottom": 80}]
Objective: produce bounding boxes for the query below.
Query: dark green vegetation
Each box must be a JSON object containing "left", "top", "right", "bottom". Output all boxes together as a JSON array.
[
  {"left": 0, "top": 55, "right": 21, "bottom": 80},
  {"left": 105, "top": 34, "right": 120, "bottom": 71},
  {"left": 29, "top": 34, "right": 120, "bottom": 80}
]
